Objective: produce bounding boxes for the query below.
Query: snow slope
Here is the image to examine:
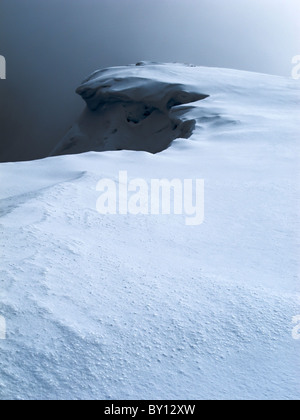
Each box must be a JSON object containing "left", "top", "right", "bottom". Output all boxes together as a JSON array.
[{"left": 0, "top": 63, "right": 300, "bottom": 400}]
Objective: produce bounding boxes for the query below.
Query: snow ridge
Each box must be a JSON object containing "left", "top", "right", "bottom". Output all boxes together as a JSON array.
[{"left": 1, "top": 63, "right": 300, "bottom": 400}]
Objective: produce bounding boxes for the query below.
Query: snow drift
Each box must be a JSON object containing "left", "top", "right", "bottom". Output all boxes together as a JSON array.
[
  {"left": 52, "top": 62, "right": 300, "bottom": 157},
  {"left": 1, "top": 63, "right": 300, "bottom": 400},
  {"left": 52, "top": 63, "right": 210, "bottom": 155}
]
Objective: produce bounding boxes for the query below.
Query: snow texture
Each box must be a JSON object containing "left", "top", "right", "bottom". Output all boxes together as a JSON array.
[{"left": 1, "top": 63, "right": 300, "bottom": 400}]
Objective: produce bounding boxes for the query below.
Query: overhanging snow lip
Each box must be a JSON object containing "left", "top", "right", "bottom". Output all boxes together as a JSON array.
[{"left": 76, "top": 78, "right": 209, "bottom": 112}]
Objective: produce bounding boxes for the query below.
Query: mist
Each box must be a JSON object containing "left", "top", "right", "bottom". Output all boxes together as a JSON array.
[{"left": 0, "top": 0, "right": 299, "bottom": 162}]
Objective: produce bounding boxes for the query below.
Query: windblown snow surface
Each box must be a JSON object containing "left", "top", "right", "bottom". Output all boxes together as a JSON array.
[{"left": 1, "top": 63, "right": 300, "bottom": 400}]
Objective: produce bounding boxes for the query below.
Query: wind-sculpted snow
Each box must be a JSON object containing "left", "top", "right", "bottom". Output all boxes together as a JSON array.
[
  {"left": 52, "top": 63, "right": 210, "bottom": 155},
  {"left": 1, "top": 64, "right": 300, "bottom": 400},
  {"left": 52, "top": 63, "right": 300, "bottom": 157}
]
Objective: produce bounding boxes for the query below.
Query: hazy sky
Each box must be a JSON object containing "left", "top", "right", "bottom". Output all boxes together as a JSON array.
[{"left": 0, "top": 0, "right": 299, "bottom": 161}]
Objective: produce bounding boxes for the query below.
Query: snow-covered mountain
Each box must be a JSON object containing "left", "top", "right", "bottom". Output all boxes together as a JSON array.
[
  {"left": 0, "top": 63, "right": 299, "bottom": 400},
  {"left": 52, "top": 62, "right": 300, "bottom": 157}
]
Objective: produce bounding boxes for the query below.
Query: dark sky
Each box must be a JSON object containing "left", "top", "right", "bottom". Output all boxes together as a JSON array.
[{"left": 0, "top": 0, "right": 299, "bottom": 161}]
